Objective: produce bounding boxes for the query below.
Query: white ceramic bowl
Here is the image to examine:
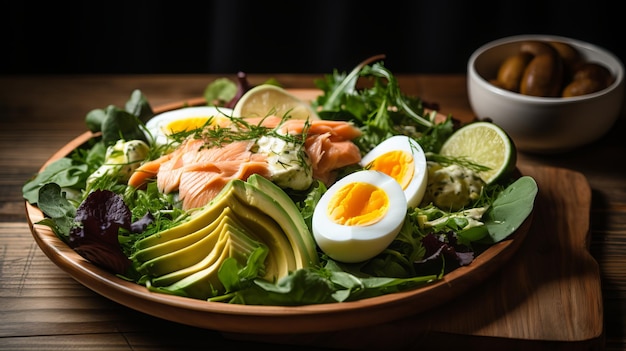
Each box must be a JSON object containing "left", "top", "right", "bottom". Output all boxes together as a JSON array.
[{"left": 467, "top": 34, "right": 624, "bottom": 154}]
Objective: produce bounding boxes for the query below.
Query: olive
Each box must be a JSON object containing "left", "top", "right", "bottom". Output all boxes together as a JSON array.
[
  {"left": 572, "top": 62, "right": 614, "bottom": 87},
  {"left": 562, "top": 78, "right": 606, "bottom": 97},
  {"left": 496, "top": 52, "right": 533, "bottom": 92},
  {"left": 520, "top": 53, "right": 564, "bottom": 97},
  {"left": 549, "top": 41, "right": 583, "bottom": 75},
  {"left": 520, "top": 40, "right": 558, "bottom": 56},
  {"left": 491, "top": 39, "right": 614, "bottom": 98},
  {"left": 489, "top": 79, "right": 507, "bottom": 90}
]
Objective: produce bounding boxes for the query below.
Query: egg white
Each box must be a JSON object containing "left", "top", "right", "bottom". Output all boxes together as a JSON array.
[
  {"left": 312, "top": 170, "right": 406, "bottom": 263},
  {"left": 145, "top": 106, "right": 233, "bottom": 146},
  {"left": 359, "top": 135, "right": 428, "bottom": 208}
]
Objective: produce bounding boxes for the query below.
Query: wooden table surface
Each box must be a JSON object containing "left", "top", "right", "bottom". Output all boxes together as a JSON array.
[{"left": 1, "top": 74, "right": 625, "bottom": 350}]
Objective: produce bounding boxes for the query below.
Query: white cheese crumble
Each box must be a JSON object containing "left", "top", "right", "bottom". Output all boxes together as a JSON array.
[
  {"left": 256, "top": 135, "right": 313, "bottom": 190},
  {"left": 87, "top": 139, "right": 150, "bottom": 188}
]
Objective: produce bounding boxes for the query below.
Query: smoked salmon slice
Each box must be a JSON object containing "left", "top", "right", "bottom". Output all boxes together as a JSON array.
[
  {"left": 128, "top": 116, "right": 362, "bottom": 210},
  {"left": 305, "top": 133, "right": 361, "bottom": 185}
]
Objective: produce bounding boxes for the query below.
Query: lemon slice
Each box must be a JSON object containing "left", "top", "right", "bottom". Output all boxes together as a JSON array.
[
  {"left": 233, "top": 84, "right": 320, "bottom": 120},
  {"left": 439, "top": 121, "right": 516, "bottom": 184}
]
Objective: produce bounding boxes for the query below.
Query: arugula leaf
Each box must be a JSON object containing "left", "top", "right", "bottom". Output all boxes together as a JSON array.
[
  {"left": 315, "top": 60, "right": 365, "bottom": 111},
  {"left": 359, "top": 63, "right": 433, "bottom": 129},
  {"left": 312, "top": 57, "right": 453, "bottom": 154},
  {"left": 296, "top": 180, "right": 326, "bottom": 232}
]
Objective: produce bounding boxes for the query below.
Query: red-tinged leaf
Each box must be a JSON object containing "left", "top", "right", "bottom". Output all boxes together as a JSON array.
[{"left": 69, "top": 189, "right": 131, "bottom": 274}]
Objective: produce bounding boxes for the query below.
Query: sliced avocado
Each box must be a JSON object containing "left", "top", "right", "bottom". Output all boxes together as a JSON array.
[
  {"left": 150, "top": 222, "right": 262, "bottom": 299},
  {"left": 136, "top": 213, "right": 227, "bottom": 276},
  {"left": 134, "top": 185, "right": 238, "bottom": 250},
  {"left": 149, "top": 241, "right": 229, "bottom": 299},
  {"left": 133, "top": 180, "right": 298, "bottom": 285},
  {"left": 150, "top": 202, "right": 292, "bottom": 286},
  {"left": 150, "top": 223, "right": 232, "bottom": 287},
  {"left": 219, "top": 195, "right": 297, "bottom": 281},
  {"left": 245, "top": 174, "right": 319, "bottom": 266},
  {"left": 131, "top": 206, "right": 232, "bottom": 263},
  {"left": 136, "top": 175, "right": 319, "bottom": 298}
]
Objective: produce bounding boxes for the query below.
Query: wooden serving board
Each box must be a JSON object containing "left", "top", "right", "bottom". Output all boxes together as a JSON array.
[{"left": 227, "top": 164, "right": 604, "bottom": 349}]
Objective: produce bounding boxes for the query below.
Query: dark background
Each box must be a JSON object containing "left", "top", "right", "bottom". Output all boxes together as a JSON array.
[{"left": 3, "top": 0, "right": 623, "bottom": 75}]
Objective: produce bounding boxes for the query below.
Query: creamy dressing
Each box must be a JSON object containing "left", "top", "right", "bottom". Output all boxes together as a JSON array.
[
  {"left": 422, "top": 161, "right": 485, "bottom": 211},
  {"left": 424, "top": 206, "right": 488, "bottom": 230}
]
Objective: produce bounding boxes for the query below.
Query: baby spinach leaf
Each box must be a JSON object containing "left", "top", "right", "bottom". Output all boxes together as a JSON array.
[
  {"left": 125, "top": 89, "right": 154, "bottom": 124},
  {"left": 85, "top": 89, "right": 153, "bottom": 141},
  {"left": 481, "top": 176, "right": 538, "bottom": 244},
  {"left": 204, "top": 77, "right": 238, "bottom": 106},
  {"left": 101, "top": 105, "right": 147, "bottom": 145},
  {"left": 22, "top": 158, "right": 88, "bottom": 205},
  {"left": 85, "top": 108, "right": 107, "bottom": 133},
  {"left": 231, "top": 268, "right": 338, "bottom": 306},
  {"left": 219, "top": 246, "right": 269, "bottom": 293},
  {"left": 36, "top": 183, "right": 76, "bottom": 241}
]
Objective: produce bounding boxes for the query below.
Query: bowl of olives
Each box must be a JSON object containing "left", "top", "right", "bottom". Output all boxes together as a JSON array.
[{"left": 467, "top": 34, "right": 624, "bottom": 154}]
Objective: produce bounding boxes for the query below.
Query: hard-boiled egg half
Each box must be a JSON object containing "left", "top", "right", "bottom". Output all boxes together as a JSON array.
[
  {"left": 312, "top": 170, "right": 407, "bottom": 263},
  {"left": 145, "top": 106, "right": 233, "bottom": 147},
  {"left": 359, "top": 135, "right": 428, "bottom": 208}
]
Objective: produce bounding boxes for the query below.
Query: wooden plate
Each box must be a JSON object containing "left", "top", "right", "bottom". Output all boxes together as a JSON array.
[{"left": 25, "top": 92, "right": 533, "bottom": 335}]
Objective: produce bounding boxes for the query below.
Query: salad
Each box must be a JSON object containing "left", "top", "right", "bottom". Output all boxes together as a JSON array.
[{"left": 22, "top": 57, "right": 537, "bottom": 306}]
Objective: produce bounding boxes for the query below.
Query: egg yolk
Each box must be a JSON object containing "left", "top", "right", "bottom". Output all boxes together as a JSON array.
[
  {"left": 164, "top": 117, "right": 212, "bottom": 135},
  {"left": 327, "top": 182, "right": 389, "bottom": 226},
  {"left": 365, "top": 150, "right": 414, "bottom": 190}
]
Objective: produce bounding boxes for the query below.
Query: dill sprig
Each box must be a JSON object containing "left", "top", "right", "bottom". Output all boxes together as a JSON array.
[
  {"left": 426, "top": 152, "right": 491, "bottom": 173},
  {"left": 164, "top": 114, "right": 310, "bottom": 151}
]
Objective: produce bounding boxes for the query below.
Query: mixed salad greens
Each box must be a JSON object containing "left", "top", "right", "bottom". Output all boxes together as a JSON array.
[{"left": 23, "top": 57, "right": 537, "bottom": 305}]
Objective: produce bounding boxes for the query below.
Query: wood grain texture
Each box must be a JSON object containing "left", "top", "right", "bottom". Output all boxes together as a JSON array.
[{"left": 1, "top": 75, "right": 624, "bottom": 350}]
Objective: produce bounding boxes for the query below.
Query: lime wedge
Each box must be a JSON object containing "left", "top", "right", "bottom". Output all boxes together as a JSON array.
[
  {"left": 232, "top": 84, "right": 320, "bottom": 120},
  {"left": 439, "top": 121, "right": 516, "bottom": 184}
]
